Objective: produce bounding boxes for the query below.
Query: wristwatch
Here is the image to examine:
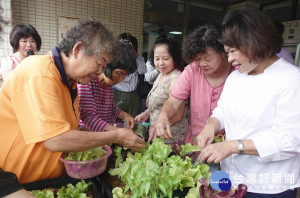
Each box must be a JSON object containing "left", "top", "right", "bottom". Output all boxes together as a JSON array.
[{"left": 238, "top": 140, "right": 244, "bottom": 154}]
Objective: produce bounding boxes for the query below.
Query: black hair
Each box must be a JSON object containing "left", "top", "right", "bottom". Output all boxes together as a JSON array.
[
  {"left": 149, "top": 37, "right": 183, "bottom": 71},
  {"left": 130, "top": 36, "right": 138, "bottom": 52},
  {"left": 117, "top": 32, "right": 138, "bottom": 52},
  {"left": 9, "top": 24, "right": 42, "bottom": 53},
  {"left": 158, "top": 28, "right": 167, "bottom": 39},
  {"left": 220, "top": 9, "right": 282, "bottom": 62},
  {"left": 273, "top": 20, "right": 285, "bottom": 35},
  {"left": 183, "top": 24, "right": 224, "bottom": 63},
  {"left": 104, "top": 41, "right": 137, "bottom": 79}
]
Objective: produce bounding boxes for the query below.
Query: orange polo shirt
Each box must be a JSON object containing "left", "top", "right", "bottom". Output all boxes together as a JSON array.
[{"left": 0, "top": 54, "right": 79, "bottom": 183}]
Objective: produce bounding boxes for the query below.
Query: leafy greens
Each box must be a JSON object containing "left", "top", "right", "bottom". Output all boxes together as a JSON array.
[{"left": 109, "top": 138, "right": 210, "bottom": 198}]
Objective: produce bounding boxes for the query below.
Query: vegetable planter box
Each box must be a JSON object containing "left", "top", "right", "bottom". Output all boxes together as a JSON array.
[
  {"left": 23, "top": 174, "right": 110, "bottom": 198},
  {"left": 107, "top": 139, "right": 208, "bottom": 198}
]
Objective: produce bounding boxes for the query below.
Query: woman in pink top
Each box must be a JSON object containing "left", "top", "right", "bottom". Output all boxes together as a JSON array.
[
  {"left": 152, "top": 24, "right": 233, "bottom": 144},
  {"left": 0, "top": 24, "right": 41, "bottom": 81}
]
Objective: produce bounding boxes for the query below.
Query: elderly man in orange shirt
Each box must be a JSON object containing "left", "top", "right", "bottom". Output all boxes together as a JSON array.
[{"left": 0, "top": 18, "right": 145, "bottom": 184}]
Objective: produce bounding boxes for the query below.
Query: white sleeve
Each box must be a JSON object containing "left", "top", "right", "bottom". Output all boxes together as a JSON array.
[
  {"left": 0, "top": 56, "right": 14, "bottom": 80},
  {"left": 210, "top": 96, "right": 225, "bottom": 131},
  {"left": 145, "top": 60, "right": 159, "bottom": 84},
  {"left": 136, "top": 56, "right": 147, "bottom": 74}
]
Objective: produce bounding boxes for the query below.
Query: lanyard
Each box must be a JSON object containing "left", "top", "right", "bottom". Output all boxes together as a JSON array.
[{"left": 49, "top": 47, "right": 77, "bottom": 118}]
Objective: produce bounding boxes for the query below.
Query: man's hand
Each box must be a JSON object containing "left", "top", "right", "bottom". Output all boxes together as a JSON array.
[{"left": 117, "top": 128, "right": 146, "bottom": 151}]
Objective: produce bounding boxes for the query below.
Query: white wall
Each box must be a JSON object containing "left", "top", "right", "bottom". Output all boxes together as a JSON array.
[
  {"left": 0, "top": 0, "right": 13, "bottom": 59},
  {"left": 0, "top": 0, "right": 144, "bottom": 60}
]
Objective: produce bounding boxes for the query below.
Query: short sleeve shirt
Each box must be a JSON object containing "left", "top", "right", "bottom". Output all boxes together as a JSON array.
[
  {"left": 171, "top": 62, "right": 232, "bottom": 143},
  {"left": 0, "top": 54, "right": 79, "bottom": 183}
]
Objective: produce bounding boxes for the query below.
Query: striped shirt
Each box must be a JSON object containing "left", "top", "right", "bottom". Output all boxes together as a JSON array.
[{"left": 78, "top": 78, "right": 121, "bottom": 132}]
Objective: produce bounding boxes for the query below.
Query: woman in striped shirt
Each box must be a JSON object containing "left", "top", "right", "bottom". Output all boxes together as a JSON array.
[{"left": 78, "top": 41, "right": 137, "bottom": 132}]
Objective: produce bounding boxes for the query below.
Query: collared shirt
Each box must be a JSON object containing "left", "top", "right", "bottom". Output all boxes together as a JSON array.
[
  {"left": 113, "top": 56, "right": 147, "bottom": 92},
  {"left": 213, "top": 59, "right": 300, "bottom": 193},
  {"left": 50, "top": 47, "right": 78, "bottom": 118},
  {"left": 0, "top": 51, "right": 79, "bottom": 183}
]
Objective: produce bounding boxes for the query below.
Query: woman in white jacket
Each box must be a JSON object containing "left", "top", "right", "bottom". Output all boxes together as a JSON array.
[{"left": 197, "top": 9, "right": 300, "bottom": 198}]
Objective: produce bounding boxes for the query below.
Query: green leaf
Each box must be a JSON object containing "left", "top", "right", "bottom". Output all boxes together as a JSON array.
[
  {"left": 158, "top": 184, "right": 167, "bottom": 195},
  {"left": 151, "top": 191, "right": 157, "bottom": 198},
  {"left": 114, "top": 147, "right": 123, "bottom": 168},
  {"left": 65, "top": 146, "right": 106, "bottom": 161},
  {"left": 179, "top": 143, "right": 201, "bottom": 157},
  {"left": 108, "top": 138, "right": 212, "bottom": 197},
  {"left": 145, "top": 182, "right": 151, "bottom": 195},
  {"left": 29, "top": 189, "right": 55, "bottom": 198}
]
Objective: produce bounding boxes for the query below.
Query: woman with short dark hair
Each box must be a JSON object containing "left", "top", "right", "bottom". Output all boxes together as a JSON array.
[
  {"left": 0, "top": 24, "right": 41, "bottom": 80},
  {"left": 9, "top": 24, "right": 42, "bottom": 53},
  {"left": 197, "top": 9, "right": 300, "bottom": 197},
  {"left": 221, "top": 10, "right": 282, "bottom": 63}
]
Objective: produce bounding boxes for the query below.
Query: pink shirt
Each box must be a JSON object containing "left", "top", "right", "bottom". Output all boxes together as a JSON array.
[
  {"left": 171, "top": 62, "right": 233, "bottom": 143},
  {"left": 78, "top": 79, "right": 121, "bottom": 132}
]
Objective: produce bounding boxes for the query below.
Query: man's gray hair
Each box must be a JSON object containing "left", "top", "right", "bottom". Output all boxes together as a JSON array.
[{"left": 58, "top": 17, "right": 120, "bottom": 60}]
